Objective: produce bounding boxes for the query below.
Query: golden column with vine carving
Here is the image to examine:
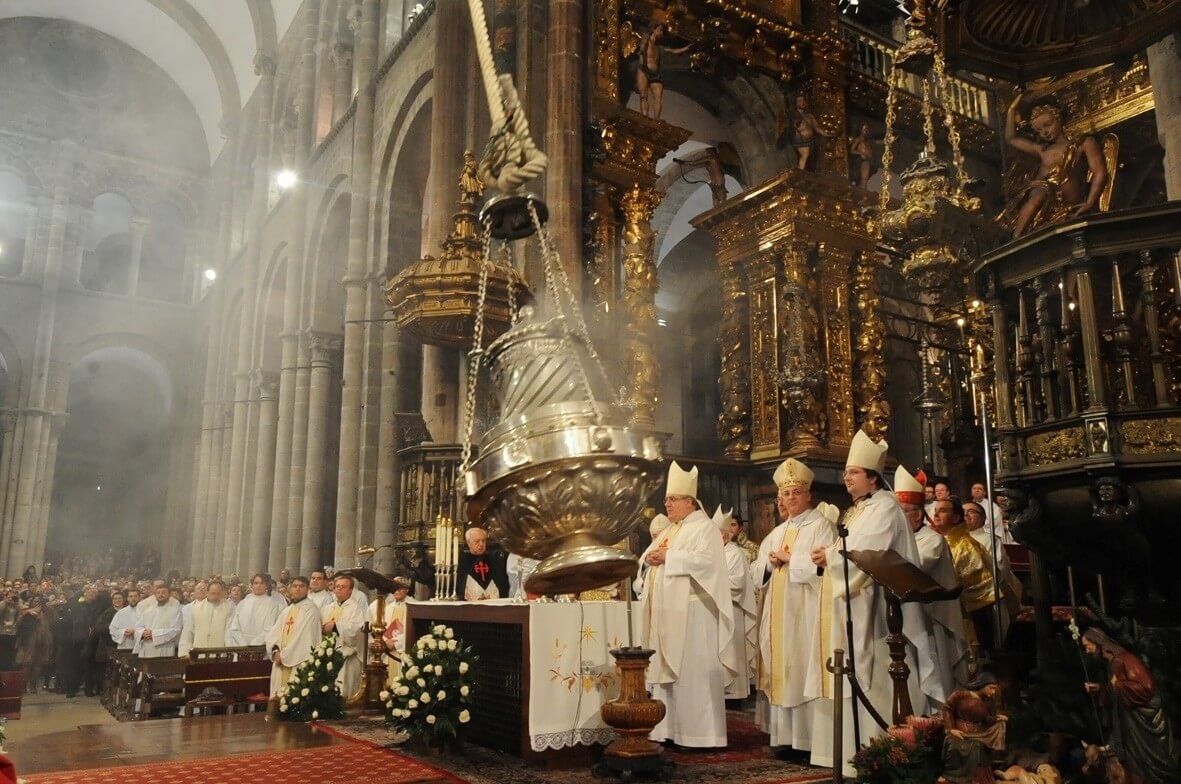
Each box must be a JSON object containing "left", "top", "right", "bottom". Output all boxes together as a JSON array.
[
  {"left": 621, "top": 183, "right": 663, "bottom": 428},
  {"left": 717, "top": 256, "right": 752, "bottom": 458},
  {"left": 587, "top": 187, "right": 619, "bottom": 332},
  {"left": 746, "top": 248, "right": 783, "bottom": 459},
  {"left": 852, "top": 250, "right": 889, "bottom": 442},
  {"left": 779, "top": 239, "right": 825, "bottom": 451},
  {"left": 818, "top": 243, "right": 855, "bottom": 447}
]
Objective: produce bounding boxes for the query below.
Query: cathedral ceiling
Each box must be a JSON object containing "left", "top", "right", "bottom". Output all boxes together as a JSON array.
[{"left": 0, "top": 0, "right": 302, "bottom": 164}]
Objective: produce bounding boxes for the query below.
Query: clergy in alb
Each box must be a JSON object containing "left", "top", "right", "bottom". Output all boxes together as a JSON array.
[
  {"left": 266, "top": 577, "right": 322, "bottom": 697},
  {"left": 322, "top": 574, "right": 367, "bottom": 698},
  {"left": 637, "top": 461, "right": 737, "bottom": 748},
  {"left": 109, "top": 587, "right": 141, "bottom": 651},
  {"left": 809, "top": 431, "right": 941, "bottom": 776},
  {"left": 179, "top": 578, "right": 233, "bottom": 657},
  {"left": 716, "top": 505, "right": 757, "bottom": 701},
  {"left": 459, "top": 527, "right": 510, "bottom": 601},
  {"left": 133, "top": 581, "right": 183, "bottom": 658},
  {"left": 307, "top": 569, "right": 335, "bottom": 611},
  {"left": 896, "top": 465, "right": 968, "bottom": 694},
  {"left": 229, "top": 574, "right": 286, "bottom": 646},
  {"left": 753, "top": 458, "right": 838, "bottom": 753}
]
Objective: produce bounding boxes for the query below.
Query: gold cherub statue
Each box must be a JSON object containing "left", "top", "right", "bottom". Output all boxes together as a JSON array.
[{"left": 997, "top": 93, "right": 1117, "bottom": 239}]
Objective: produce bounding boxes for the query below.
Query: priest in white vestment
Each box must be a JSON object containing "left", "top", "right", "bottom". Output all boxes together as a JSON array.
[
  {"left": 752, "top": 458, "right": 838, "bottom": 752},
  {"left": 637, "top": 461, "right": 737, "bottom": 748},
  {"left": 307, "top": 570, "right": 335, "bottom": 611},
  {"left": 266, "top": 577, "right": 323, "bottom": 697},
  {"left": 133, "top": 581, "right": 183, "bottom": 658},
  {"left": 896, "top": 465, "right": 968, "bottom": 695},
  {"left": 109, "top": 587, "right": 142, "bottom": 651},
  {"left": 179, "top": 579, "right": 234, "bottom": 657},
  {"left": 228, "top": 574, "right": 285, "bottom": 646},
  {"left": 633, "top": 514, "right": 671, "bottom": 598},
  {"left": 716, "top": 506, "right": 757, "bottom": 701},
  {"left": 809, "top": 431, "right": 941, "bottom": 776},
  {"left": 322, "top": 574, "right": 367, "bottom": 698}
]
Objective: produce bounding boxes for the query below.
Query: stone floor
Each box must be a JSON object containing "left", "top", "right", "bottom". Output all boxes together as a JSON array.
[{"left": 5, "top": 691, "right": 118, "bottom": 750}]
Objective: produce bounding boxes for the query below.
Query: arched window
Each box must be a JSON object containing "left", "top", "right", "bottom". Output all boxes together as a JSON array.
[
  {"left": 0, "top": 171, "right": 28, "bottom": 278},
  {"left": 83, "top": 192, "right": 133, "bottom": 294}
]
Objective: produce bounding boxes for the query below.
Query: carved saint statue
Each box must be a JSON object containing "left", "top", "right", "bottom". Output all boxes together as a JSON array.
[
  {"left": 998, "top": 94, "right": 1115, "bottom": 239},
  {"left": 776, "top": 94, "right": 833, "bottom": 171},
  {"left": 848, "top": 122, "right": 878, "bottom": 190},
  {"left": 633, "top": 23, "right": 690, "bottom": 121},
  {"left": 939, "top": 672, "right": 1008, "bottom": 784}
]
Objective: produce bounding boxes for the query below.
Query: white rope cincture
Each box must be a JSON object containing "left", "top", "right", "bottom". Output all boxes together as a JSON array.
[{"left": 465, "top": 0, "right": 547, "bottom": 193}]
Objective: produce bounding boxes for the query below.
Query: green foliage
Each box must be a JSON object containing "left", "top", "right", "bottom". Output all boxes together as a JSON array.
[
  {"left": 278, "top": 630, "right": 345, "bottom": 722},
  {"left": 384, "top": 624, "right": 476, "bottom": 742}
]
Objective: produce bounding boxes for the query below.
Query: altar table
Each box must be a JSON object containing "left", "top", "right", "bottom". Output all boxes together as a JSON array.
[{"left": 405, "top": 599, "right": 637, "bottom": 761}]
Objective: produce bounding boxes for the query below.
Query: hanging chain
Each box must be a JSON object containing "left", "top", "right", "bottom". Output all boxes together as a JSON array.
[
  {"left": 879, "top": 65, "right": 899, "bottom": 216},
  {"left": 934, "top": 52, "right": 969, "bottom": 202},
  {"left": 921, "top": 74, "right": 936, "bottom": 156},
  {"left": 459, "top": 218, "right": 496, "bottom": 474}
]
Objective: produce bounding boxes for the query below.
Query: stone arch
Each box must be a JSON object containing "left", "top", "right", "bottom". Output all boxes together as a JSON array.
[
  {"left": 245, "top": 0, "right": 278, "bottom": 59},
  {"left": 307, "top": 188, "right": 351, "bottom": 333},
  {"left": 57, "top": 334, "right": 180, "bottom": 413},
  {"left": 254, "top": 242, "right": 289, "bottom": 371},
  {"left": 376, "top": 69, "right": 433, "bottom": 277},
  {"left": 0, "top": 169, "right": 30, "bottom": 277}
]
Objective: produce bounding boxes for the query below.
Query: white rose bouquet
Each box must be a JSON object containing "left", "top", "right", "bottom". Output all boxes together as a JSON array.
[
  {"left": 279, "top": 630, "right": 345, "bottom": 722},
  {"left": 384, "top": 624, "right": 476, "bottom": 742}
]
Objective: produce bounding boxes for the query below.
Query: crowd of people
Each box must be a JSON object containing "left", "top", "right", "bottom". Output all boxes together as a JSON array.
[
  {"left": 632, "top": 429, "right": 1023, "bottom": 777},
  {"left": 0, "top": 564, "right": 411, "bottom": 703}
]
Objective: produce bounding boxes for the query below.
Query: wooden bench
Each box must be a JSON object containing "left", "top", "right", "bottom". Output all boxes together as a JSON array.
[
  {"left": 0, "top": 671, "right": 25, "bottom": 719},
  {"left": 182, "top": 658, "right": 272, "bottom": 717},
  {"left": 189, "top": 645, "right": 267, "bottom": 662},
  {"left": 102, "top": 650, "right": 135, "bottom": 708},
  {"left": 132, "top": 657, "right": 187, "bottom": 721}
]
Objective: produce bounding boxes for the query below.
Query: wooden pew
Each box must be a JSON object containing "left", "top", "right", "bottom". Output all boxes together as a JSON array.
[
  {"left": 182, "top": 658, "right": 272, "bottom": 717},
  {"left": 0, "top": 671, "right": 25, "bottom": 719},
  {"left": 110, "top": 654, "right": 141, "bottom": 719},
  {"left": 102, "top": 650, "right": 134, "bottom": 708},
  {"left": 189, "top": 645, "right": 267, "bottom": 662},
  {"left": 132, "top": 657, "right": 187, "bottom": 721}
]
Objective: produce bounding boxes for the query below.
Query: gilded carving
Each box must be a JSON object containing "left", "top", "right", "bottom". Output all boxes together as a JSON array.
[
  {"left": 1024, "top": 427, "right": 1086, "bottom": 466},
  {"left": 620, "top": 184, "right": 663, "bottom": 429},
  {"left": 717, "top": 258, "right": 752, "bottom": 458},
  {"left": 851, "top": 251, "right": 887, "bottom": 443},
  {"left": 1119, "top": 418, "right": 1181, "bottom": 456},
  {"left": 595, "top": 0, "right": 621, "bottom": 99},
  {"left": 748, "top": 259, "right": 781, "bottom": 457},
  {"left": 778, "top": 240, "right": 824, "bottom": 450}
]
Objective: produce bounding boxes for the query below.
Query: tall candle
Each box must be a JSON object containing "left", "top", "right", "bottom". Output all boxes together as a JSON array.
[
  {"left": 441, "top": 522, "right": 450, "bottom": 572},
  {"left": 452, "top": 525, "right": 460, "bottom": 572},
  {"left": 435, "top": 518, "right": 442, "bottom": 564}
]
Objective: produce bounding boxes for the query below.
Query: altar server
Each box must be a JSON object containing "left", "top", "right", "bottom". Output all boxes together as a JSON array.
[
  {"left": 132, "top": 581, "right": 183, "bottom": 658},
  {"left": 637, "top": 461, "right": 737, "bottom": 747},
  {"left": 368, "top": 577, "right": 411, "bottom": 685},
  {"left": 109, "top": 588, "right": 141, "bottom": 651},
  {"left": 322, "top": 574, "right": 367, "bottom": 698},
  {"left": 716, "top": 506, "right": 758, "bottom": 700},
  {"left": 753, "top": 458, "right": 838, "bottom": 752}
]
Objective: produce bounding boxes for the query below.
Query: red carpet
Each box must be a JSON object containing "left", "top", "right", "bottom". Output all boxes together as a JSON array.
[
  {"left": 665, "top": 711, "right": 776, "bottom": 764},
  {"left": 24, "top": 740, "right": 465, "bottom": 784}
]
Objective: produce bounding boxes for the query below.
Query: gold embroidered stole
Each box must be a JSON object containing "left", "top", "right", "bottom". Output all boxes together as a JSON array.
[{"left": 763, "top": 524, "right": 801, "bottom": 703}]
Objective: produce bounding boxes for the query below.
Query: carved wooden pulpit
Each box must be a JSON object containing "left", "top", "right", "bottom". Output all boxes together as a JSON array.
[
  {"left": 337, "top": 567, "right": 402, "bottom": 712},
  {"left": 845, "top": 549, "right": 962, "bottom": 725}
]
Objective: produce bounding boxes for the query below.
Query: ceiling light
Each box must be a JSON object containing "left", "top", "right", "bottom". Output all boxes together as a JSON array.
[
  {"left": 204, "top": 268, "right": 217, "bottom": 281},
  {"left": 275, "top": 169, "right": 297, "bottom": 189}
]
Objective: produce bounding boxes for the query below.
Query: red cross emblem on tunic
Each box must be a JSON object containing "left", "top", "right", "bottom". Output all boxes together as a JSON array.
[{"left": 474, "top": 560, "right": 490, "bottom": 580}]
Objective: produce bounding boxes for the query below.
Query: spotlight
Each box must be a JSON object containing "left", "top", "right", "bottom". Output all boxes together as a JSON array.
[
  {"left": 955, "top": 317, "right": 966, "bottom": 327},
  {"left": 275, "top": 169, "right": 297, "bottom": 189},
  {"left": 204, "top": 268, "right": 218, "bottom": 281}
]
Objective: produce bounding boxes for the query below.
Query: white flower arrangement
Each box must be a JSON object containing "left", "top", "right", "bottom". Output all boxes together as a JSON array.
[
  {"left": 384, "top": 623, "right": 476, "bottom": 743},
  {"left": 277, "top": 629, "right": 345, "bottom": 723}
]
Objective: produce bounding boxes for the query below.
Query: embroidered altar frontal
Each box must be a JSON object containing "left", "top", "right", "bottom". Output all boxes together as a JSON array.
[{"left": 406, "top": 600, "right": 636, "bottom": 759}]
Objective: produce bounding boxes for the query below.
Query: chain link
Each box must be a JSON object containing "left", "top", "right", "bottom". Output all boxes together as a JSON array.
[
  {"left": 459, "top": 218, "right": 496, "bottom": 474},
  {"left": 879, "top": 65, "right": 899, "bottom": 216},
  {"left": 933, "top": 53, "right": 969, "bottom": 202},
  {"left": 921, "top": 74, "right": 936, "bottom": 156}
]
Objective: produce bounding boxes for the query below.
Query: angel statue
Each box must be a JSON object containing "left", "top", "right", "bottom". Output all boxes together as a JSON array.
[{"left": 997, "top": 93, "right": 1117, "bottom": 239}]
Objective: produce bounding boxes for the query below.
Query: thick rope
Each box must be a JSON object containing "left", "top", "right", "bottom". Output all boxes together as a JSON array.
[{"left": 466, "top": 0, "right": 548, "bottom": 193}]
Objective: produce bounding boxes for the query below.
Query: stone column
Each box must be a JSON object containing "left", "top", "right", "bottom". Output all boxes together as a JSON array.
[
  {"left": 301, "top": 331, "right": 340, "bottom": 573},
  {"left": 331, "top": 39, "right": 354, "bottom": 123},
  {"left": 29, "top": 412, "right": 67, "bottom": 571},
  {"left": 619, "top": 184, "right": 662, "bottom": 429},
  {"left": 0, "top": 411, "right": 18, "bottom": 559},
  {"left": 285, "top": 338, "right": 312, "bottom": 569},
  {"left": 125, "top": 215, "right": 150, "bottom": 296},
  {"left": 18, "top": 201, "right": 38, "bottom": 279},
  {"left": 372, "top": 312, "right": 401, "bottom": 575},
  {"left": 204, "top": 406, "right": 231, "bottom": 574},
  {"left": 190, "top": 399, "right": 216, "bottom": 574},
  {"left": 213, "top": 404, "right": 233, "bottom": 572},
  {"left": 420, "top": 0, "right": 469, "bottom": 445},
  {"left": 63, "top": 206, "right": 93, "bottom": 287},
  {"left": 7, "top": 167, "right": 69, "bottom": 576},
  {"left": 221, "top": 51, "right": 277, "bottom": 575},
  {"left": 247, "top": 371, "right": 279, "bottom": 572},
  {"left": 269, "top": 0, "right": 321, "bottom": 575},
  {"left": 545, "top": 0, "right": 584, "bottom": 291},
  {"left": 1147, "top": 33, "right": 1181, "bottom": 198},
  {"left": 334, "top": 0, "right": 380, "bottom": 569}
]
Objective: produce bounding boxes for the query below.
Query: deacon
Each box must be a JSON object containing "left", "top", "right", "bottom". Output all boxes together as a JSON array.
[
  {"left": 716, "top": 506, "right": 757, "bottom": 701},
  {"left": 809, "top": 431, "right": 941, "bottom": 776},
  {"left": 637, "top": 461, "right": 737, "bottom": 748},
  {"left": 109, "top": 587, "right": 141, "bottom": 651},
  {"left": 459, "top": 527, "right": 510, "bottom": 601},
  {"left": 368, "top": 577, "right": 411, "bottom": 685},
  {"left": 321, "top": 574, "right": 367, "bottom": 697},
  {"left": 753, "top": 458, "right": 838, "bottom": 753},
  {"left": 133, "top": 580, "right": 183, "bottom": 658},
  {"left": 179, "top": 578, "right": 233, "bottom": 657},
  {"left": 896, "top": 465, "right": 968, "bottom": 694},
  {"left": 307, "top": 569, "right": 334, "bottom": 610},
  {"left": 228, "top": 573, "right": 285, "bottom": 646},
  {"left": 266, "top": 576, "right": 321, "bottom": 698}
]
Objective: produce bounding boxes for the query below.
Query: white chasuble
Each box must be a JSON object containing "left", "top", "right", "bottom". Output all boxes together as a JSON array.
[
  {"left": 323, "top": 595, "right": 367, "bottom": 698},
  {"left": 180, "top": 599, "right": 233, "bottom": 656},
  {"left": 637, "top": 508, "right": 737, "bottom": 748},
  {"left": 265, "top": 598, "right": 323, "bottom": 697},
  {"left": 723, "top": 541, "right": 757, "bottom": 699}
]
